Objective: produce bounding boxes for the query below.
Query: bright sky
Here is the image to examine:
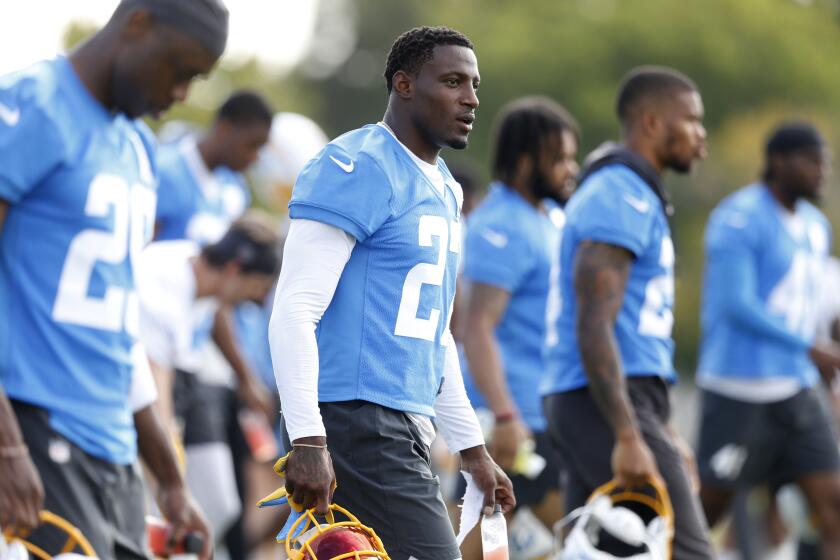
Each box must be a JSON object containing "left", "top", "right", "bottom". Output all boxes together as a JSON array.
[{"left": 0, "top": 1, "right": 319, "bottom": 76}]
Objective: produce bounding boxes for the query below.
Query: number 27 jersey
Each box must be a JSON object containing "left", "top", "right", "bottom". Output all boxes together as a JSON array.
[
  {"left": 0, "top": 57, "right": 156, "bottom": 464},
  {"left": 289, "top": 124, "right": 462, "bottom": 416}
]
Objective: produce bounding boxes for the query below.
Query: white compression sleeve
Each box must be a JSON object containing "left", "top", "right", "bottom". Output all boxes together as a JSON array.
[
  {"left": 268, "top": 219, "right": 355, "bottom": 441},
  {"left": 434, "top": 330, "right": 486, "bottom": 453},
  {"left": 129, "top": 342, "right": 158, "bottom": 413}
]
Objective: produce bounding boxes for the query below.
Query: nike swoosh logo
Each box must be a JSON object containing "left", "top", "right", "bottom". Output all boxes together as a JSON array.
[
  {"left": 329, "top": 155, "right": 354, "bottom": 173},
  {"left": 0, "top": 102, "right": 20, "bottom": 126},
  {"left": 480, "top": 229, "right": 508, "bottom": 248},
  {"left": 724, "top": 211, "right": 748, "bottom": 229},
  {"left": 622, "top": 193, "right": 650, "bottom": 213}
]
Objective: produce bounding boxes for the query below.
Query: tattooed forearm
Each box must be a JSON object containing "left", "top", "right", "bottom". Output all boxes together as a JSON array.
[{"left": 574, "top": 241, "right": 638, "bottom": 436}]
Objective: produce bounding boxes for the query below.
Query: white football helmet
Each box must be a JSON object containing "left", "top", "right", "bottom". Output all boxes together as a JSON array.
[
  {"left": 248, "top": 112, "right": 329, "bottom": 220},
  {"left": 555, "top": 478, "right": 673, "bottom": 560}
]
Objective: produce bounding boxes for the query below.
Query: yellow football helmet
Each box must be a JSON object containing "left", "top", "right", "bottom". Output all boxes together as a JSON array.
[
  {"left": 2, "top": 510, "right": 96, "bottom": 559},
  {"left": 284, "top": 503, "right": 389, "bottom": 560}
]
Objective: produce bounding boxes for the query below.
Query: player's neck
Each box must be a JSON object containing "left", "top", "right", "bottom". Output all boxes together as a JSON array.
[
  {"left": 197, "top": 137, "right": 222, "bottom": 170},
  {"left": 382, "top": 111, "right": 440, "bottom": 165},
  {"left": 191, "top": 257, "right": 221, "bottom": 299},
  {"left": 68, "top": 33, "right": 115, "bottom": 113},
  {"left": 765, "top": 181, "right": 797, "bottom": 212},
  {"left": 622, "top": 135, "right": 664, "bottom": 176},
  {"left": 507, "top": 177, "right": 541, "bottom": 209}
]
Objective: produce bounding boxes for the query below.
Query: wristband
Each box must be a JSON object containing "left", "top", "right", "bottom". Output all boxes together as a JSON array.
[
  {"left": 293, "top": 443, "right": 328, "bottom": 449},
  {"left": 494, "top": 411, "right": 516, "bottom": 424}
]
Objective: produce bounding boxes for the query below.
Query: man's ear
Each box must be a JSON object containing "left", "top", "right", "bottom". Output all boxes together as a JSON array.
[
  {"left": 640, "top": 108, "right": 663, "bottom": 140},
  {"left": 120, "top": 8, "right": 155, "bottom": 42},
  {"left": 391, "top": 70, "right": 414, "bottom": 100},
  {"left": 223, "top": 261, "right": 242, "bottom": 277}
]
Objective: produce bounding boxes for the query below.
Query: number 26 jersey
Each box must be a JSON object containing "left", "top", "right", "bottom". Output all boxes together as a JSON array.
[{"left": 0, "top": 57, "right": 156, "bottom": 464}]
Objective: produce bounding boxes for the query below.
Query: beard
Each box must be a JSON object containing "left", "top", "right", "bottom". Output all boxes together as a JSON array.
[
  {"left": 661, "top": 128, "right": 695, "bottom": 175},
  {"left": 664, "top": 155, "right": 693, "bottom": 174},
  {"left": 447, "top": 137, "right": 468, "bottom": 150},
  {"left": 531, "top": 172, "right": 570, "bottom": 205}
]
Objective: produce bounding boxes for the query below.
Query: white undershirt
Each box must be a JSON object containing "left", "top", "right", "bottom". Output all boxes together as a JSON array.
[
  {"left": 269, "top": 130, "right": 483, "bottom": 452},
  {"left": 817, "top": 256, "right": 840, "bottom": 344},
  {"left": 128, "top": 342, "right": 158, "bottom": 412},
  {"left": 136, "top": 241, "right": 218, "bottom": 369},
  {"left": 377, "top": 121, "right": 446, "bottom": 196}
]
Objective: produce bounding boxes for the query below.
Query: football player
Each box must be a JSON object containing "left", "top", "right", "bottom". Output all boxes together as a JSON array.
[
  {"left": 137, "top": 213, "right": 281, "bottom": 535},
  {"left": 269, "top": 26, "right": 515, "bottom": 559},
  {"left": 153, "top": 90, "right": 274, "bottom": 421},
  {"left": 0, "top": 0, "right": 227, "bottom": 557},
  {"left": 540, "top": 66, "right": 714, "bottom": 559},
  {"left": 155, "top": 90, "right": 272, "bottom": 245},
  {"left": 696, "top": 121, "right": 840, "bottom": 557},
  {"left": 153, "top": 91, "right": 276, "bottom": 553},
  {"left": 458, "top": 96, "right": 578, "bottom": 556}
]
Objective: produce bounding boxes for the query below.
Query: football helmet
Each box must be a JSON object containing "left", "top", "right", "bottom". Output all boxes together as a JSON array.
[
  {"left": 1, "top": 511, "right": 96, "bottom": 559},
  {"left": 284, "top": 504, "right": 389, "bottom": 560},
  {"left": 257, "top": 452, "right": 389, "bottom": 560},
  {"left": 556, "top": 477, "right": 673, "bottom": 560},
  {"left": 248, "top": 112, "right": 328, "bottom": 217}
]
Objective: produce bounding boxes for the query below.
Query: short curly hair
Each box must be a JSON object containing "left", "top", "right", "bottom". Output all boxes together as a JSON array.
[{"left": 384, "top": 26, "right": 474, "bottom": 93}]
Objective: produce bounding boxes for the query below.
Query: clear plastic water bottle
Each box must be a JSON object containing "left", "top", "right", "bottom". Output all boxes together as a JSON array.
[{"left": 480, "top": 504, "right": 509, "bottom": 560}]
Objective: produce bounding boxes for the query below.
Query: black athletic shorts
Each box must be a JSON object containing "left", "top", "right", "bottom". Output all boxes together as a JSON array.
[
  {"left": 543, "top": 376, "right": 714, "bottom": 560},
  {"left": 282, "top": 401, "right": 461, "bottom": 560},
  {"left": 697, "top": 387, "right": 840, "bottom": 488},
  {"left": 11, "top": 400, "right": 148, "bottom": 560},
  {"left": 174, "top": 369, "right": 236, "bottom": 446},
  {"left": 453, "top": 429, "right": 562, "bottom": 509}
]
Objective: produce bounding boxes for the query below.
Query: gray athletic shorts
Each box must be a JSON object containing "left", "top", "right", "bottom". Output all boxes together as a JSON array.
[
  {"left": 543, "top": 377, "right": 714, "bottom": 560},
  {"left": 697, "top": 387, "right": 840, "bottom": 487},
  {"left": 282, "top": 400, "right": 461, "bottom": 560},
  {"left": 12, "top": 400, "right": 148, "bottom": 560}
]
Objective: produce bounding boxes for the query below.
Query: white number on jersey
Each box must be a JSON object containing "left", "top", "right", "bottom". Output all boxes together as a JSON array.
[
  {"left": 52, "top": 174, "right": 155, "bottom": 332},
  {"left": 768, "top": 250, "right": 823, "bottom": 337},
  {"left": 638, "top": 237, "right": 675, "bottom": 338},
  {"left": 395, "top": 215, "right": 459, "bottom": 342},
  {"left": 544, "top": 227, "right": 565, "bottom": 348}
]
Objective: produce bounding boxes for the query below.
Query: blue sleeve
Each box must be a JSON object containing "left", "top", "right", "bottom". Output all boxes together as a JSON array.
[
  {"left": 288, "top": 148, "right": 392, "bottom": 242},
  {"left": 134, "top": 121, "right": 158, "bottom": 178},
  {"left": 573, "top": 172, "right": 656, "bottom": 256},
  {"left": 821, "top": 214, "right": 832, "bottom": 254},
  {"left": 237, "top": 176, "right": 252, "bottom": 208},
  {"left": 464, "top": 225, "right": 534, "bottom": 291},
  {"left": 706, "top": 208, "right": 810, "bottom": 350},
  {"left": 0, "top": 96, "right": 65, "bottom": 203},
  {"left": 154, "top": 154, "right": 188, "bottom": 226}
]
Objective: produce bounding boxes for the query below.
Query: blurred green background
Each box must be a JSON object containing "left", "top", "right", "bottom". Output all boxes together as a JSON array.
[{"left": 66, "top": 0, "right": 840, "bottom": 374}]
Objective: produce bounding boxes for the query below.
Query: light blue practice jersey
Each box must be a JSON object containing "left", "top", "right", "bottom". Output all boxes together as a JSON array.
[
  {"left": 462, "top": 184, "right": 564, "bottom": 431},
  {"left": 155, "top": 138, "right": 250, "bottom": 245},
  {"left": 698, "top": 183, "right": 830, "bottom": 388},
  {"left": 0, "top": 57, "right": 157, "bottom": 464},
  {"left": 289, "top": 124, "right": 462, "bottom": 416},
  {"left": 154, "top": 138, "right": 258, "bottom": 376},
  {"left": 541, "top": 164, "right": 676, "bottom": 395}
]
